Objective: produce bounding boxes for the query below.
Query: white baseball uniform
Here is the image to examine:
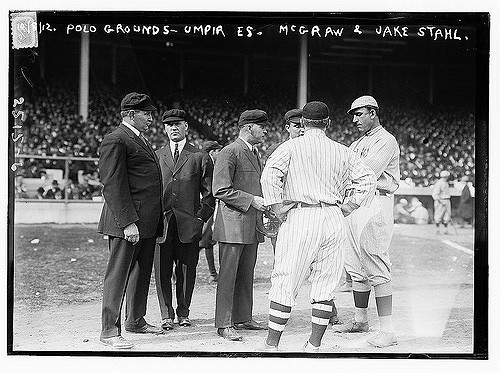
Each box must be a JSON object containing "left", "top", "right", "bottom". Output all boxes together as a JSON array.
[
  {"left": 345, "top": 125, "right": 400, "bottom": 290},
  {"left": 261, "top": 128, "right": 376, "bottom": 306}
]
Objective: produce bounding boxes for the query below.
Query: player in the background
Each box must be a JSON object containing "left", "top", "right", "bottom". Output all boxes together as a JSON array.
[
  {"left": 261, "top": 101, "right": 375, "bottom": 352},
  {"left": 334, "top": 96, "right": 400, "bottom": 348},
  {"left": 432, "top": 170, "right": 452, "bottom": 234},
  {"left": 264, "top": 108, "right": 304, "bottom": 163}
]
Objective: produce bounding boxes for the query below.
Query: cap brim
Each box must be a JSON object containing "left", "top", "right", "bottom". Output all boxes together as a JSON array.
[
  {"left": 287, "top": 118, "right": 301, "bottom": 124},
  {"left": 142, "top": 104, "right": 157, "bottom": 111},
  {"left": 163, "top": 116, "right": 185, "bottom": 123},
  {"left": 347, "top": 107, "right": 359, "bottom": 115}
]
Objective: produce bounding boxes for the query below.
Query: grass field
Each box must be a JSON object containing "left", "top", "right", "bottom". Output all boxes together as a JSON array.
[{"left": 11, "top": 223, "right": 475, "bottom": 354}]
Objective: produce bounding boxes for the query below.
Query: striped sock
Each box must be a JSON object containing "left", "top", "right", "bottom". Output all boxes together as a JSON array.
[
  {"left": 309, "top": 300, "right": 333, "bottom": 347},
  {"left": 267, "top": 301, "right": 291, "bottom": 347}
]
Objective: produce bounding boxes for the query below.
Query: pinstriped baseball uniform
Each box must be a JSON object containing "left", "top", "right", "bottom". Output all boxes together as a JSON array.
[
  {"left": 345, "top": 125, "right": 400, "bottom": 286},
  {"left": 261, "top": 128, "right": 376, "bottom": 306}
]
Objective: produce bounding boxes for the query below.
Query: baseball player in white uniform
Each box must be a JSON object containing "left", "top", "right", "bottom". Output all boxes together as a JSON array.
[
  {"left": 334, "top": 96, "right": 400, "bottom": 348},
  {"left": 432, "top": 170, "right": 452, "bottom": 234},
  {"left": 261, "top": 101, "right": 376, "bottom": 352}
]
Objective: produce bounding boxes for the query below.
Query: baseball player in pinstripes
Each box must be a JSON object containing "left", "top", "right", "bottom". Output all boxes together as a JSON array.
[
  {"left": 261, "top": 101, "right": 376, "bottom": 352},
  {"left": 334, "top": 95, "right": 400, "bottom": 348}
]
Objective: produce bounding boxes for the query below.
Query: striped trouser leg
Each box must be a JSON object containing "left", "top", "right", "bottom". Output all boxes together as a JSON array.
[
  {"left": 266, "top": 301, "right": 292, "bottom": 347},
  {"left": 309, "top": 300, "right": 334, "bottom": 347}
]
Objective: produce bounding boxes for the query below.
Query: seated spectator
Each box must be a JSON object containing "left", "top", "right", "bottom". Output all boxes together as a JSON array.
[
  {"left": 394, "top": 198, "right": 414, "bottom": 224},
  {"left": 15, "top": 174, "right": 29, "bottom": 199},
  {"left": 43, "top": 180, "right": 62, "bottom": 199},
  {"left": 78, "top": 176, "right": 94, "bottom": 200},
  {"left": 407, "top": 197, "right": 430, "bottom": 225}
]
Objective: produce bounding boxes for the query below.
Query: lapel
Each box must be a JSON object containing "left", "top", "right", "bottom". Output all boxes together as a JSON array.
[
  {"left": 236, "top": 138, "right": 261, "bottom": 173},
  {"left": 173, "top": 143, "right": 191, "bottom": 175},
  {"left": 160, "top": 144, "right": 175, "bottom": 173},
  {"left": 119, "top": 124, "right": 153, "bottom": 156}
]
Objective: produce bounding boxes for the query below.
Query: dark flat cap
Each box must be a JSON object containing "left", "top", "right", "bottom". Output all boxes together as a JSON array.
[
  {"left": 121, "top": 92, "right": 156, "bottom": 111},
  {"left": 238, "top": 109, "right": 271, "bottom": 127},
  {"left": 162, "top": 109, "right": 187, "bottom": 123},
  {"left": 302, "top": 101, "right": 329, "bottom": 120},
  {"left": 201, "top": 140, "right": 222, "bottom": 152},
  {"left": 284, "top": 109, "right": 302, "bottom": 124}
]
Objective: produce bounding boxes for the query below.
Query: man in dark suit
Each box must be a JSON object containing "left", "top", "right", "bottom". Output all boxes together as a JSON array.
[
  {"left": 98, "top": 92, "right": 164, "bottom": 349},
  {"left": 212, "top": 109, "right": 270, "bottom": 341},
  {"left": 153, "top": 109, "right": 215, "bottom": 330}
]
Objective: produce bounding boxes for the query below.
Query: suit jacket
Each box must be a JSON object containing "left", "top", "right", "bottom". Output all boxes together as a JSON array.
[
  {"left": 156, "top": 142, "right": 215, "bottom": 244},
  {"left": 97, "top": 124, "right": 163, "bottom": 239},
  {"left": 213, "top": 138, "right": 264, "bottom": 244}
]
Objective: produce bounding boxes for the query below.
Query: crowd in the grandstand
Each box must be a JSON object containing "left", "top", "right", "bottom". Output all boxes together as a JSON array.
[{"left": 14, "top": 83, "right": 475, "bottom": 199}]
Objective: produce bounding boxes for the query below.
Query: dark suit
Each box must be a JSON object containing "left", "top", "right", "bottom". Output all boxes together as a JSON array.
[
  {"left": 98, "top": 124, "right": 163, "bottom": 338},
  {"left": 212, "top": 138, "right": 264, "bottom": 328},
  {"left": 154, "top": 142, "right": 215, "bottom": 319}
]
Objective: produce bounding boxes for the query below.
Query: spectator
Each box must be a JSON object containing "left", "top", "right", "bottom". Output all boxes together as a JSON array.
[
  {"left": 15, "top": 174, "right": 29, "bottom": 199},
  {"left": 43, "top": 180, "right": 62, "bottom": 199}
]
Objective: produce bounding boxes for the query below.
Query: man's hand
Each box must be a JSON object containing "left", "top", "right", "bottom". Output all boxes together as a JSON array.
[
  {"left": 251, "top": 196, "right": 266, "bottom": 212},
  {"left": 270, "top": 201, "right": 297, "bottom": 222},
  {"left": 340, "top": 201, "right": 359, "bottom": 217},
  {"left": 123, "top": 223, "right": 140, "bottom": 245}
]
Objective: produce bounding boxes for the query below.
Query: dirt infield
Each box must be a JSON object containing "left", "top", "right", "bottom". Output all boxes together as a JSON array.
[{"left": 11, "top": 223, "right": 474, "bottom": 354}]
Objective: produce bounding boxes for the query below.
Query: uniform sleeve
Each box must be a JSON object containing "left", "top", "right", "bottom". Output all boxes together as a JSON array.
[
  {"left": 361, "top": 136, "right": 399, "bottom": 180},
  {"left": 212, "top": 147, "right": 254, "bottom": 212},
  {"left": 261, "top": 142, "right": 291, "bottom": 205},
  {"left": 344, "top": 150, "right": 376, "bottom": 207},
  {"left": 98, "top": 135, "right": 138, "bottom": 229},
  {"left": 197, "top": 153, "right": 216, "bottom": 222}
]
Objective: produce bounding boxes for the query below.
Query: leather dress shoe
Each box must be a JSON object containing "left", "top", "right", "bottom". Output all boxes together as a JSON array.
[
  {"left": 100, "top": 335, "right": 134, "bottom": 349},
  {"left": 217, "top": 327, "right": 242, "bottom": 341},
  {"left": 234, "top": 320, "right": 268, "bottom": 330},
  {"left": 125, "top": 323, "right": 164, "bottom": 334},
  {"left": 161, "top": 318, "right": 175, "bottom": 330},
  {"left": 178, "top": 317, "right": 192, "bottom": 327}
]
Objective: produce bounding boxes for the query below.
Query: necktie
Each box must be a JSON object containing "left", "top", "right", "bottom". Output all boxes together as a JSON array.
[{"left": 174, "top": 143, "right": 179, "bottom": 164}]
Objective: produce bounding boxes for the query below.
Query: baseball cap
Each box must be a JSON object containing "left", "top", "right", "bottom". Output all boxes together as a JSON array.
[
  {"left": 284, "top": 109, "right": 302, "bottom": 124},
  {"left": 238, "top": 109, "right": 271, "bottom": 127},
  {"left": 440, "top": 170, "right": 450, "bottom": 178},
  {"left": 201, "top": 140, "right": 222, "bottom": 152},
  {"left": 302, "top": 101, "right": 329, "bottom": 120},
  {"left": 121, "top": 92, "right": 157, "bottom": 111},
  {"left": 162, "top": 109, "right": 187, "bottom": 123},
  {"left": 347, "top": 95, "right": 379, "bottom": 115}
]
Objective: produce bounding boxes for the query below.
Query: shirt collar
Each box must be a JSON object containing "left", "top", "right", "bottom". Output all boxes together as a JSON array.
[
  {"left": 239, "top": 136, "right": 254, "bottom": 151},
  {"left": 304, "top": 128, "right": 326, "bottom": 137},
  {"left": 365, "top": 125, "right": 383, "bottom": 136},
  {"left": 122, "top": 120, "right": 140, "bottom": 137},
  {"left": 170, "top": 138, "right": 186, "bottom": 151}
]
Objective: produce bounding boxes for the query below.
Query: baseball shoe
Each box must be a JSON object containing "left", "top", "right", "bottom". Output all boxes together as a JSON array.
[
  {"left": 329, "top": 315, "right": 343, "bottom": 325},
  {"left": 217, "top": 327, "right": 242, "bottom": 341},
  {"left": 125, "top": 323, "right": 164, "bottom": 334},
  {"left": 161, "top": 318, "right": 175, "bottom": 331},
  {"left": 100, "top": 335, "right": 134, "bottom": 349},
  {"left": 332, "top": 320, "right": 369, "bottom": 333},
  {"left": 178, "top": 317, "right": 192, "bottom": 327},
  {"left": 303, "top": 341, "right": 320, "bottom": 353},
  {"left": 260, "top": 340, "right": 279, "bottom": 352},
  {"left": 366, "top": 331, "right": 398, "bottom": 348}
]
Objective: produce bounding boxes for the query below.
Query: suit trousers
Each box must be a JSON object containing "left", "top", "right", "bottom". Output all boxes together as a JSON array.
[
  {"left": 215, "top": 242, "right": 258, "bottom": 328},
  {"left": 101, "top": 235, "right": 156, "bottom": 338},
  {"left": 154, "top": 216, "right": 200, "bottom": 319}
]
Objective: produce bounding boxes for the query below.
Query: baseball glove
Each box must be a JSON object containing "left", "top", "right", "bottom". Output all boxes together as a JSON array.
[{"left": 256, "top": 207, "right": 282, "bottom": 238}]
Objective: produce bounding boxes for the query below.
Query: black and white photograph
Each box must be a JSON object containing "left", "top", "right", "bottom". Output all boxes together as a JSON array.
[{"left": 4, "top": 2, "right": 493, "bottom": 366}]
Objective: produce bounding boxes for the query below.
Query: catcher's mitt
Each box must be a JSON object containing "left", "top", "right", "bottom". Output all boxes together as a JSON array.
[{"left": 256, "top": 207, "right": 282, "bottom": 238}]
